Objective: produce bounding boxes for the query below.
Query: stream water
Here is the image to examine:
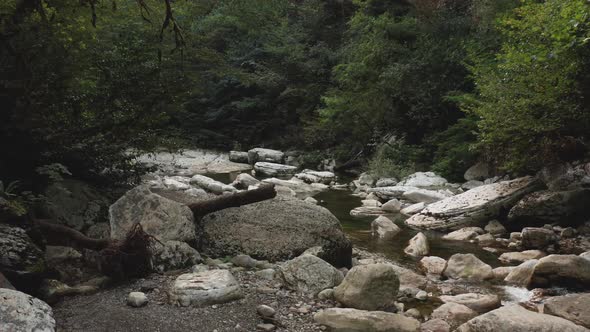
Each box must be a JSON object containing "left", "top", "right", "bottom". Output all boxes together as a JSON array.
[{"left": 205, "top": 170, "right": 533, "bottom": 304}]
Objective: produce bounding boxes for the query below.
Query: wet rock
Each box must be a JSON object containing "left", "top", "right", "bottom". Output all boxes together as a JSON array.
[
  {"left": 199, "top": 196, "right": 351, "bottom": 264},
  {"left": 456, "top": 304, "right": 588, "bottom": 332},
  {"left": 399, "top": 172, "right": 448, "bottom": 187},
  {"left": 404, "top": 233, "right": 430, "bottom": 257},
  {"left": 521, "top": 227, "right": 557, "bottom": 249},
  {"left": 254, "top": 162, "right": 297, "bottom": 177},
  {"left": 431, "top": 303, "right": 477, "bottom": 329},
  {"left": 127, "top": 292, "right": 148, "bottom": 307},
  {"left": 170, "top": 270, "right": 243, "bottom": 307},
  {"left": 382, "top": 199, "right": 402, "bottom": 212},
  {"left": 314, "top": 308, "right": 420, "bottom": 332},
  {"left": 405, "top": 177, "right": 542, "bottom": 231},
  {"left": 0, "top": 288, "right": 55, "bottom": 332},
  {"left": 533, "top": 254, "right": 590, "bottom": 287},
  {"left": 151, "top": 241, "right": 202, "bottom": 273},
  {"left": 544, "top": 293, "right": 590, "bottom": 329},
  {"left": 229, "top": 151, "right": 249, "bottom": 163},
  {"left": 419, "top": 256, "right": 447, "bottom": 277},
  {"left": 439, "top": 293, "right": 500, "bottom": 313},
  {"left": 499, "top": 250, "right": 546, "bottom": 264},
  {"left": 109, "top": 186, "right": 195, "bottom": 242},
  {"left": 39, "top": 279, "right": 98, "bottom": 304},
  {"left": 443, "top": 227, "right": 484, "bottom": 242},
  {"left": 504, "top": 259, "right": 538, "bottom": 287},
  {"left": 280, "top": 255, "right": 343, "bottom": 295},
  {"left": 443, "top": 254, "right": 493, "bottom": 281},
  {"left": 334, "top": 264, "right": 399, "bottom": 310},
  {"left": 464, "top": 162, "right": 491, "bottom": 181},
  {"left": 401, "top": 202, "right": 426, "bottom": 216},
  {"left": 231, "top": 173, "right": 260, "bottom": 189},
  {"left": 371, "top": 216, "right": 401, "bottom": 239},
  {"left": 248, "top": 148, "right": 285, "bottom": 164},
  {"left": 403, "top": 189, "right": 449, "bottom": 204},
  {"left": 508, "top": 189, "right": 590, "bottom": 226}
]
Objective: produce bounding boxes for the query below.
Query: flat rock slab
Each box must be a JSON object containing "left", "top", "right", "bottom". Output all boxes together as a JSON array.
[
  {"left": 405, "top": 176, "right": 541, "bottom": 231},
  {"left": 314, "top": 308, "right": 420, "bottom": 332},
  {"left": 170, "top": 270, "right": 243, "bottom": 307},
  {"left": 457, "top": 304, "right": 588, "bottom": 332},
  {"left": 544, "top": 293, "right": 590, "bottom": 329},
  {"left": 254, "top": 162, "right": 297, "bottom": 177},
  {"left": 439, "top": 293, "right": 500, "bottom": 314}
]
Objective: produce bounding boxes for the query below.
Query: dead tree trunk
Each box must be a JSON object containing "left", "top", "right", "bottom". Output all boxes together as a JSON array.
[{"left": 32, "top": 184, "right": 277, "bottom": 279}]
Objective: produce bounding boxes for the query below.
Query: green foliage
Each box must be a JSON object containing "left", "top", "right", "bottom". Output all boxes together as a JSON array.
[
  {"left": 466, "top": 0, "right": 590, "bottom": 173},
  {"left": 368, "top": 139, "right": 428, "bottom": 179}
]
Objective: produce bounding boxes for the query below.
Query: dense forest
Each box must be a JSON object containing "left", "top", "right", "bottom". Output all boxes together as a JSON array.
[{"left": 2, "top": 0, "right": 589, "bottom": 192}]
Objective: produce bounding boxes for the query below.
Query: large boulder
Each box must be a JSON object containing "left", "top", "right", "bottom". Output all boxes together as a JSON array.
[
  {"left": 456, "top": 304, "right": 588, "bottom": 332},
  {"left": 419, "top": 256, "right": 447, "bottom": 277},
  {"left": 169, "top": 270, "right": 243, "bottom": 307},
  {"left": 439, "top": 293, "right": 500, "bottom": 314},
  {"left": 464, "top": 162, "right": 491, "bottom": 181},
  {"left": 405, "top": 177, "right": 542, "bottom": 231},
  {"left": 190, "top": 174, "right": 237, "bottom": 195},
  {"left": 398, "top": 172, "right": 448, "bottom": 187},
  {"left": 443, "top": 254, "right": 493, "bottom": 281},
  {"left": 231, "top": 173, "right": 260, "bottom": 189},
  {"left": 539, "top": 162, "right": 590, "bottom": 191},
  {"left": 314, "top": 308, "right": 420, "bottom": 332},
  {"left": 0, "top": 288, "right": 55, "bottom": 332},
  {"left": 532, "top": 255, "right": 590, "bottom": 287},
  {"left": 0, "top": 224, "right": 46, "bottom": 292},
  {"left": 442, "top": 227, "right": 484, "bottom": 242},
  {"left": 499, "top": 250, "right": 545, "bottom": 264},
  {"left": 42, "top": 179, "right": 110, "bottom": 231},
  {"left": 109, "top": 186, "right": 195, "bottom": 242},
  {"left": 254, "top": 162, "right": 298, "bottom": 177},
  {"left": 371, "top": 216, "right": 401, "bottom": 239},
  {"left": 280, "top": 255, "right": 343, "bottom": 295},
  {"left": 544, "top": 293, "right": 590, "bottom": 329},
  {"left": 508, "top": 190, "right": 590, "bottom": 226},
  {"left": 295, "top": 170, "right": 336, "bottom": 185},
  {"left": 198, "top": 196, "right": 351, "bottom": 264},
  {"left": 333, "top": 264, "right": 399, "bottom": 310},
  {"left": 247, "top": 148, "right": 285, "bottom": 164}
]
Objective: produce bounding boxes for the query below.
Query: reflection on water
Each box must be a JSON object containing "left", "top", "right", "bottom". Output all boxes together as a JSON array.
[{"left": 315, "top": 189, "right": 501, "bottom": 269}]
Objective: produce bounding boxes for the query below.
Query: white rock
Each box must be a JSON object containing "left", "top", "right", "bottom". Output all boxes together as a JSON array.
[
  {"left": 419, "top": 256, "right": 447, "bottom": 276},
  {"left": 248, "top": 148, "right": 285, "bottom": 164},
  {"left": 314, "top": 308, "right": 420, "bottom": 332},
  {"left": 367, "top": 186, "right": 420, "bottom": 200},
  {"left": 504, "top": 259, "right": 538, "bottom": 287},
  {"left": 304, "top": 197, "right": 318, "bottom": 205},
  {"left": 127, "top": 292, "right": 148, "bottom": 307},
  {"left": 280, "top": 255, "right": 343, "bottom": 295},
  {"left": 402, "top": 188, "right": 449, "bottom": 203},
  {"left": 431, "top": 303, "right": 477, "bottom": 329},
  {"left": 254, "top": 162, "right": 297, "bottom": 177},
  {"left": 362, "top": 199, "right": 382, "bottom": 207},
  {"left": 381, "top": 199, "right": 402, "bottom": 212},
  {"left": 499, "top": 250, "right": 546, "bottom": 264},
  {"left": 464, "top": 162, "right": 491, "bottom": 181},
  {"left": 371, "top": 216, "right": 401, "bottom": 239},
  {"left": 333, "top": 264, "right": 400, "bottom": 310},
  {"left": 163, "top": 177, "right": 191, "bottom": 190},
  {"left": 399, "top": 172, "right": 448, "bottom": 187},
  {"left": 0, "top": 289, "right": 56, "bottom": 332},
  {"left": 443, "top": 254, "right": 493, "bottom": 281},
  {"left": 439, "top": 293, "right": 500, "bottom": 313},
  {"left": 231, "top": 173, "right": 260, "bottom": 189},
  {"left": 401, "top": 202, "right": 426, "bottom": 216},
  {"left": 190, "top": 174, "right": 237, "bottom": 195},
  {"left": 404, "top": 233, "right": 429, "bottom": 257},
  {"left": 229, "top": 151, "right": 249, "bottom": 163},
  {"left": 170, "top": 270, "right": 243, "bottom": 307}
]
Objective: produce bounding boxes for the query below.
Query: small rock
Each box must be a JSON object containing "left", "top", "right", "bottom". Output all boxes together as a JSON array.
[
  {"left": 231, "top": 254, "right": 258, "bottom": 269},
  {"left": 371, "top": 216, "right": 401, "bottom": 239},
  {"left": 431, "top": 303, "right": 477, "bottom": 329},
  {"left": 304, "top": 197, "right": 318, "bottom": 205},
  {"left": 419, "top": 256, "right": 447, "bottom": 276},
  {"left": 127, "top": 292, "right": 148, "bottom": 307},
  {"left": 561, "top": 227, "right": 576, "bottom": 238},
  {"left": 401, "top": 202, "right": 426, "bottom": 216},
  {"left": 405, "top": 308, "right": 422, "bottom": 319},
  {"left": 255, "top": 269, "right": 276, "bottom": 281},
  {"left": 381, "top": 198, "right": 402, "bottom": 212},
  {"left": 415, "top": 290, "right": 428, "bottom": 301},
  {"left": 404, "top": 233, "right": 430, "bottom": 257},
  {"left": 256, "top": 323, "right": 276, "bottom": 331},
  {"left": 421, "top": 318, "right": 450, "bottom": 332},
  {"left": 257, "top": 305, "right": 276, "bottom": 318},
  {"left": 318, "top": 288, "right": 334, "bottom": 300},
  {"left": 484, "top": 220, "right": 507, "bottom": 236},
  {"left": 443, "top": 254, "right": 493, "bottom": 281}
]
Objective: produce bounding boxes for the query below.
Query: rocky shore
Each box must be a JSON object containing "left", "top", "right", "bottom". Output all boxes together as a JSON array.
[{"left": 2, "top": 148, "right": 590, "bottom": 332}]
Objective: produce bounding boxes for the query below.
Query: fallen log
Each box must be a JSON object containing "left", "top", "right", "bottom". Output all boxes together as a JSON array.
[{"left": 30, "top": 184, "right": 277, "bottom": 279}]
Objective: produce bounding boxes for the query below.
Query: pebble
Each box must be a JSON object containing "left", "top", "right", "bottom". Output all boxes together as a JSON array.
[
  {"left": 257, "top": 323, "right": 276, "bottom": 331},
  {"left": 257, "top": 305, "right": 276, "bottom": 318},
  {"left": 127, "top": 292, "right": 148, "bottom": 307},
  {"left": 415, "top": 290, "right": 428, "bottom": 301}
]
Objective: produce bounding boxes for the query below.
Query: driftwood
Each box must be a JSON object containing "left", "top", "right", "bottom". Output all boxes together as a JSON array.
[{"left": 31, "top": 184, "right": 277, "bottom": 279}]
